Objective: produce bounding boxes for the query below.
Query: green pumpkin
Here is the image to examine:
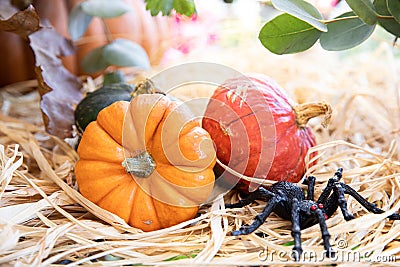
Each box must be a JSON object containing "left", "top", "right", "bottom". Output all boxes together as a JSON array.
[
  {"left": 74, "top": 83, "right": 134, "bottom": 134},
  {"left": 74, "top": 71, "right": 163, "bottom": 134},
  {"left": 74, "top": 71, "right": 135, "bottom": 134}
]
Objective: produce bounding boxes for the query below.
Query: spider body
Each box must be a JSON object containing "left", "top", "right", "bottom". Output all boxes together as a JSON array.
[
  {"left": 226, "top": 168, "right": 400, "bottom": 261},
  {"left": 263, "top": 181, "right": 322, "bottom": 228}
]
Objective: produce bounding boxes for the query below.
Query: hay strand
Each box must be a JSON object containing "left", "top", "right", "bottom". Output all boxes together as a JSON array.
[{"left": 1, "top": 41, "right": 400, "bottom": 266}]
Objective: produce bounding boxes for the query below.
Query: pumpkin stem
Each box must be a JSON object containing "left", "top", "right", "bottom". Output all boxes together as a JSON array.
[
  {"left": 132, "top": 79, "right": 161, "bottom": 97},
  {"left": 293, "top": 102, "right": 332, "bottom": 128},
  {"left": 122, "top": 151, "right": 156, "bottom": 178}
]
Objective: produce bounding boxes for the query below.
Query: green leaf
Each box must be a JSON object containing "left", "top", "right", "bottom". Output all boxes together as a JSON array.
[
  {"left": 164, "top": 250, "right": 199, "bottom": 261},
  {"left": 103, "top": 39, "right": 150, "bottom": 70},
  {"left": 258, "top": 13, "right": 321, "bottom": 54},
  {"left": 283, "top": 241, "right": 295, "bottom": 246},
  {"left": 144, "top": 0, "right": 195, "bottom": 17},
  {"left": 173, "top": 0, "right": 196, "bottom": 17},
  {"left": 81, "top": 0, "right": 132, "bottom": 18},
  {"left": 374, "top": 0, "right": 400, "bottom": 36},
  {"left": 81, "top": 46, "right": 109, "bottom": 73},
  {"left": 164, "top": 253, "right": 197, "bottom": 261},
  {"left": 81, "top": 39, "right": 150, "bottom": 73},
  {"left": 68, "top": 3, "right": 93, "bottom": 41},
  {"left": 271, "top": 0, "right": 327, "bottom": 32},
  {"left": 145, "top": 0, "right": 173, "bottom": 16},
  {"left": 387, "top": 0, "right": 400, "bottom": 24},
  {"left": 320, "top": 12, "right": 375, "bottom": 50},
  {"left": 345, "top": 0, "right": 377, "bottom": 25}
]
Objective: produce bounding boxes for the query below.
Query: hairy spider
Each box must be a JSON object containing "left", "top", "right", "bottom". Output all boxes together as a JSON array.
[{"left": 226, "top": 168, "right": 400, "bottom": 261}]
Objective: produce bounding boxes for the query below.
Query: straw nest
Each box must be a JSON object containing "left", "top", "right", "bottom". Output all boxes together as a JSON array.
[{"left": 1, "top": 40, "right": 400, "bottom": 266}]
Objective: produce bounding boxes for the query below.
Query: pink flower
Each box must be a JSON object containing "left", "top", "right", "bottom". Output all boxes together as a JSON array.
[
  {"left": 177, "top": 43, "right": 190, "bottom": 54},
  {"left": 168, "top": 0, "right": 223, "bottom": 54},
  {"left": 331, "top": 0, "right": 340, "bottom": 6}
]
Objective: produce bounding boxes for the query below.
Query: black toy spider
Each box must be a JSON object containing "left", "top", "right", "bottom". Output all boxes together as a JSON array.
[{"left": 226, "top": 168, "right": 400, "bottom": 261}]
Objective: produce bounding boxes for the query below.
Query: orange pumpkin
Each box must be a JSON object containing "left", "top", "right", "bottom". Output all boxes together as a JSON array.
[{"left": 75, "top": 95, "right": 216, "bottom": 231}]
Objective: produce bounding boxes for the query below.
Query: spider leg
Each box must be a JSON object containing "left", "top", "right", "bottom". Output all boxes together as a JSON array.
[
  {"left": 231, "top": 192, "right": 281, "bottom": 236},
  {"left": 316, "top": 179, "right": 335, "bottom": 204},
  {"left": 343, "top": 183, "right": 400, "bottom": 220},
  {"left": 315, "top": 208, "right": 335, "bottom": 258},
  {"left": 226, "top": 187, "right": 274, "bottom": 209},
  {"left": 334, "top": 183, "right": 355, "bottom": 221},
  {"left": 290, "top": 198, "right": 303, "bottom": 261},
  {"left": 302, "top": 175, "right": 316, "bottom": 201},
  {"left": 317, "top": 168, "right": 343, "bottom": 204}
]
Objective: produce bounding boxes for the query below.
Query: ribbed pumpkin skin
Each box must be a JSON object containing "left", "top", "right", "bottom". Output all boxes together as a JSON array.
[
  {"left": 75, "top": 95, "right": 216, "bottom": 231},
  {"left": 202, "top": 74, "right": 316, "bottom": 192}
]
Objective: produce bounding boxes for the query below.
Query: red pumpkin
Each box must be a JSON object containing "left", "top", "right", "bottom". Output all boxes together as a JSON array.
[{"left": 202, "top": 74, "right": 331, "bottom": 192}]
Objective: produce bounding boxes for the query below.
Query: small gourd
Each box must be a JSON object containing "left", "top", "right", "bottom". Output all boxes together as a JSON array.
[
  {"left": 75, "top": 94, "right": 216, "bottom": 231},
  {"left": 202, "top": 74, "right": 331, "bottom": 192}
]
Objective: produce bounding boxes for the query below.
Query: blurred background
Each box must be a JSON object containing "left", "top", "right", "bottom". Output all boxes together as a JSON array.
[{"left": 1, "top": 0, "right": 399, "bottom": 126}]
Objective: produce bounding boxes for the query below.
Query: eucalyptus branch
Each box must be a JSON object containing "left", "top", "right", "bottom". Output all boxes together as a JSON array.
[
  {"left": 258, "top": 0, "right": 400, "bottom": 54},
  {"left": 323, "top": 15, "right": 395, "bottom": 24},
  {"left": 322, "top": 15, "right": 359, "bottom": 24},
  {"left": 376, "top": 15, "right": 396, "bottom": 20},
  {"left": 100, "top": 19, "right": 113, "bottom": 43},
  {"left": 68, "top": 0, "right": 150, "bottom": 74}
]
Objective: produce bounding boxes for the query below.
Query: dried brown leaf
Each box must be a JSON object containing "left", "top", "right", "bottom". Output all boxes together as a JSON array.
[
  {"left": 0, "top": 3, "right": 39, "bottom": 38},
  {"left": 30, "top": 26, "right": 82, "bottom": 138},
  {"left": 0, "top": 3, "right": 82, "bottom": 138}
]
